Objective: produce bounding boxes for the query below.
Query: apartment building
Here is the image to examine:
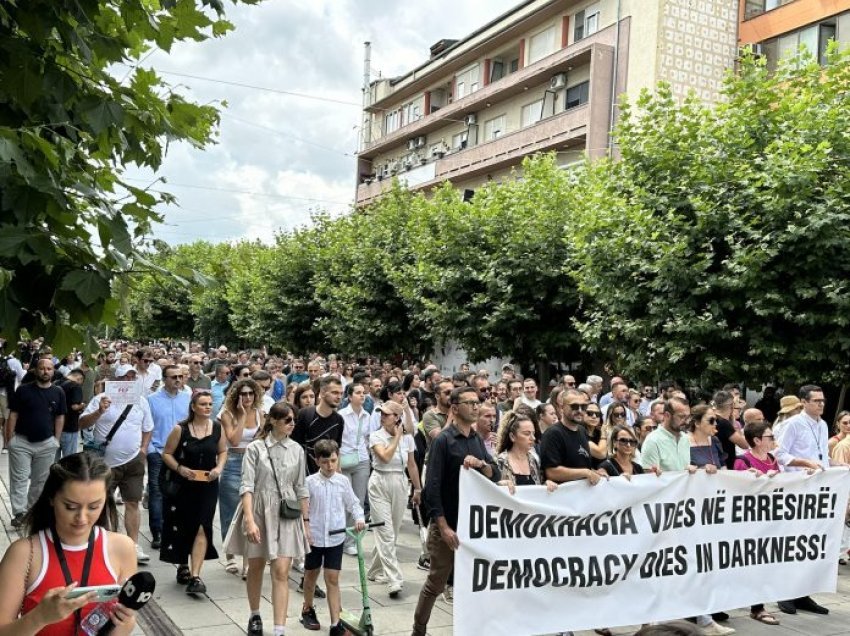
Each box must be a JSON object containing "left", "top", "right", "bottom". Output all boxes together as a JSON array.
[
  {"left": 738, "top": 0, "right": 850, "bottom": 69},
  {"left": 355, "top": 0, "right": 740, "bottom": 206}
]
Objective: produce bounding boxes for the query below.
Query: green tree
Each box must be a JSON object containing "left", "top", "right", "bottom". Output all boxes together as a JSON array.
[
  {"left": 569, "top": 48, "right": 850, "bottom": 385},
  {"left": 0, "top": 0, "right": 255, "bottom": 352}
]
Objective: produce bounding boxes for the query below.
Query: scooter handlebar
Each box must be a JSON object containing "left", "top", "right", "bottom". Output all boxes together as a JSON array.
[{"left": 329, "top": 521, "right": 385, "bottom": 536}]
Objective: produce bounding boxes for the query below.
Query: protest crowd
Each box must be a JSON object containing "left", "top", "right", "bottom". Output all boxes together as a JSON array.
[{"left": 0, "top": 336, "right": 847, "bottom": 636}]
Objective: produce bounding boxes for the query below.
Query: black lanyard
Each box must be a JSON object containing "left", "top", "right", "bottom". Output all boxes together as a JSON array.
[{"left": 50, "top": 526, "right": 95, "bottom": 634}]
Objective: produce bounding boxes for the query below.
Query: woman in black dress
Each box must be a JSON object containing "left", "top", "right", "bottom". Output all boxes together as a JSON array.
[{"left": 160, "top": 391, "right": 227, "bottom": 594}]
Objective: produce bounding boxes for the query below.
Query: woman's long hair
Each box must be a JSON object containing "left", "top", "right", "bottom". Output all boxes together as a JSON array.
[
  {"left": 223, "top": 378, "right": 262, "bottom": 414},
  {"left": 257, "top": 401, "right": 295, "bottom": 440},
  {"left": 25, "top": 453, "right": 118, "bottom": 535}
]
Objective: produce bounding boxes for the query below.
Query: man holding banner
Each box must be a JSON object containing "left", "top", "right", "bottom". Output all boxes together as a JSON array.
[
  {"left": 774, "top": 384, "right": 836, "bottom": 616},
  {"left": 411, "top": 386, "right": 500, "bottom": 636}
]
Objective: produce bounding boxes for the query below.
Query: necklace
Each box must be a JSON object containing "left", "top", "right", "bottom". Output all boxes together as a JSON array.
[{"left": 190, "top": 419, "right": 210, "bottom": 438}]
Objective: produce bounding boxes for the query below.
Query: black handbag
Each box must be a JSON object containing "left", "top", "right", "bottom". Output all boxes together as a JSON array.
[
  {"left": 159, "top": 424, "right": 188, "bottom": 499},
  {"left": 266, "top": 444, "right": 302, "bottom": 520}
]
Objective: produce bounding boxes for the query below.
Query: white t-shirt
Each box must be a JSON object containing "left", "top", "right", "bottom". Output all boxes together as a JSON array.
[
  {"left": 369, "top": 427, "right": 414, "bottom": 472},
  {"left": 82, "top": 394, "right": 154, "bottom": 468},
  {"left": 135, "top": 364, "right": 162, "bottom": 394}
]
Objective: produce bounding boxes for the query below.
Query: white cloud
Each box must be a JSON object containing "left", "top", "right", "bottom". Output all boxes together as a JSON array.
[{"left": 131, "top": 0, "right": 517, "bottom": 244}]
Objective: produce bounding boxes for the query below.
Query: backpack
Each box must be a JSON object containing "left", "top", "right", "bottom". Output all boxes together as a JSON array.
[{"left": 0, "top": 356, "right": 16, "bottom": 392}]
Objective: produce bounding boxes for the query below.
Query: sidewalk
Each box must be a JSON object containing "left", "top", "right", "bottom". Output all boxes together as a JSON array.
[{"left": 3, "top": 447, "right": 850, "bottom": 635}]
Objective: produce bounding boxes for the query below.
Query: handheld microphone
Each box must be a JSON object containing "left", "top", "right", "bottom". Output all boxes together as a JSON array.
[{"left": 80, "top": 571, "right": 156, "bottom": 635}]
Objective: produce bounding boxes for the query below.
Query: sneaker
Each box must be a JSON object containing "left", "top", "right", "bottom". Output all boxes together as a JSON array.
[
  {"left": 176, "top": 564, "right": 191, "bottom": 585},
  {"left": 293, "top": 559, "right": 305, "bottom": 573},
  {"left": 296, "top": 578, "right": 327, "bottom": 599},
  {"left": 135, "top": 544, "right": 150, "bottom": 564},
  {"left": 344, "top": 544, "right": 358, "bottom": 556},
  {"left": 247, "top": 615, "right": 263, "bottom": 636},
  {"left": 186, "top": 577, "right": 207, "bottom": 595},
  {"left": 416, "top": 555, "right": 430, "bottom": 571},
  {"left": 388, "top": 582, "right": 403, "bottom": 599},
  {"left": 701, "top": 622, "right": 735, "bottom": 636},
  {"left": 300, "top": 605, "right": 321, "bottom": 631},
  {"left": 114, "top": 489, "right": 123, "bottom": 505},
  {"left": 150, "top": 531, "right": 161, "bottom": 550},
  {"left": 441, "top": 585, "right": 453, "bottom": 605},
  {"left": 367, "top": 573, "right": 388, "bottom": 584},
  {"left": 329, "top": 623, "right": 346, "bottom": 636}
]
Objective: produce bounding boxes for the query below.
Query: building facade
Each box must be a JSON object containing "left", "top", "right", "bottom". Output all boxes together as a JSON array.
[
  {"left": 738, "top": 0, "right": 850, "bottom": 70},
  {"left": 355, "top": 0, "right": 740, "bottom": 206}
]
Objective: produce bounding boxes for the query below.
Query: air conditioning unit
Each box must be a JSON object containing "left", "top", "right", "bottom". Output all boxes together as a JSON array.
[
  {"left": 550, "top": 72, "right": 568, "bottom": 90},
  {"left": 414, "top": 135, "right": 426, "bottom": 148},
  {"left": 465, "top": 113, "right": 477, "bottom": 126},
  {"left": 407, "top": 139, "right": 417, "bottom": 151}
]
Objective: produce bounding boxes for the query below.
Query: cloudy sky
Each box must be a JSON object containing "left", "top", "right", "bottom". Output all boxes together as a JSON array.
[{"left": 127, "top": 0, "right": 518, "bottom": 245}]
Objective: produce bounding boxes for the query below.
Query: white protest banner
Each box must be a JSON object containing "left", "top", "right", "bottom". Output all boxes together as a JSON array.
[
  {"left": 105, "top": 380, "right": 141, "bottom": 407},
  {"left": 456, "top": 468, "right": 850, "bottom": 635}
]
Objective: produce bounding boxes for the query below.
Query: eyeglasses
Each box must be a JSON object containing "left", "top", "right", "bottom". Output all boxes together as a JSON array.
[
  {"left": 239, "top": 391, "right": 255, "bottom": 397},
  {"left": 568, "top": 403, "right": 588, "bottom": 412},
  {"left": 617, "top": 438, "right": 638, "bottom": 446},
  {"left": 457, "top": 400, "right": 481, "bottom": 407}
]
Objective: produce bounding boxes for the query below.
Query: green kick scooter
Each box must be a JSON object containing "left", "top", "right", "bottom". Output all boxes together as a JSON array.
[{"left": 329, "top": 522, "right": 384, "bottom": 636}]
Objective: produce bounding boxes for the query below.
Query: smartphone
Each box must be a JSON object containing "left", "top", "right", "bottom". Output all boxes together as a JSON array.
[
  {"left": 66, "top": 584, "right": 122, "bottom": 602},
  {"left": 189, "top": 469, "right": 211, "bottom": 481}
]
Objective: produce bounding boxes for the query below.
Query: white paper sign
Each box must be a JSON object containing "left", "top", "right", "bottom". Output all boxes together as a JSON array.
[
  {"left": 105, "top": 381, "right": 141, "bottom": 407},
  {"left": 455, "top": 468, "right": 850, "bottom": 636}
]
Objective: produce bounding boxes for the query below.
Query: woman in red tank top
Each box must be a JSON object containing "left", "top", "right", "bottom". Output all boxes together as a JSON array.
[{"left": 0, "top": 453, "right": 139, "bottom": 635}]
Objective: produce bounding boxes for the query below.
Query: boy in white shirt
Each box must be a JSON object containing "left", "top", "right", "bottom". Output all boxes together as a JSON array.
[{"left": 300, "top": 439, "right": 365, "bottom": 635}]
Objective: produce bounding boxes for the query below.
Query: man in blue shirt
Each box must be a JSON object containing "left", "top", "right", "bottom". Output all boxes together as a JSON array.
[
  {"left": 210, "top": 363, "right": 231, "bottom": 418},
  {"left": 146, "top": 365, "right": 191, "bottom": 549}
]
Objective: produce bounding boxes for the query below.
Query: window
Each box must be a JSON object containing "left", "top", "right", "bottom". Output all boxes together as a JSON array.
[
  {"left": 384, "top": 108, "right": 401, "bottom": 134},
  {"left": 564, "top": 81, "right": 589, "bottom": 110},
  {"left": 574, "top": 4, "right": 600, "bottom": 42},
  {"left": 744, "top": 0, "right": 794, "bottom": 20},
  {"left": 403, "top": 99, "right": 421, "bottom": 125},
  {"left": 455, "top": 64, "right": 480, "bottom": 99},
  {"left": 490, "top": 60, "right": 505, "bottom": 82},
  {"left": 521, "top": 99, "right": 544, "bottom": 127},
  {"left": 452, "top": 131, "right": 468, "bottom": 150},
  {"left": 528, "top": 25, "right": 556, "bottom": 64},
  {"left": 774, "top": 21, "right": 838, "bottom": 68},
  {"left": 483, "top": 114, "right": 506, "bottom": 141}
]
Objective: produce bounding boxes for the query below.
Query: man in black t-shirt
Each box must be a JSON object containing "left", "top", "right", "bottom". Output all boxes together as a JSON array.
[
  {"left": 5, "top": 358, "right": 66, "bottom": 526},
  {"left": 539, "top": 389, "right": 602, "bottom": 485},
  {"left": 293, "top": 375, "right": 344, "bottom": 474},
  {"left": 59, "top": 369, "right": 85, "bottom": 459},
  {"left": 712, "top": 390, "right": 747, "bottom": 470}
]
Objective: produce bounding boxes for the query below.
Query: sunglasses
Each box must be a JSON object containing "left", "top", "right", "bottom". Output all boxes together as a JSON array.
[
  {"left": 586, "top": 411, "right": 601, "bottom": 417},
  {"left": 166, "top": 375, "right": 184, "bottom": 380},
  {"left": 274, "top": 415, "right": 294, "bottom": 424},
  {"left": 568, "top": 403, "right": 588, "bottom": 412},
  {"left": 612, "top": 412, "right": 626, "bottom": 419},
  {"left": 239, "top": 391, "right": 255, "bottom": 397},
  {"left": 142, "top": 358, "right": 154, "bottom": 363},
  {"left": 617, "top": 438, "right": 638, "bottom": 446}
]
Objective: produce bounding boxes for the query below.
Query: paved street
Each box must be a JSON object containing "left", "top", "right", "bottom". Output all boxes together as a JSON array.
[{"left": 4, "top": 447, "right": 850, "bottom": 635}]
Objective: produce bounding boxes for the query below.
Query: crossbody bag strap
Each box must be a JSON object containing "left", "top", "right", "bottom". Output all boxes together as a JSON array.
[
  {"left": 104, "top": 405, "right": 133, "bottom": 445},
  {"left": 265, "top": 443, "right": 285, "bottom": 501}
]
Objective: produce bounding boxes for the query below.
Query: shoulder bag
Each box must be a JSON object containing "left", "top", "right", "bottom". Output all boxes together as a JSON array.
[
  {"left": 340, "top": 416, "right": 365, "bottom": 470},
  {"left": 83, "top": 404, "right": 132, "bottom": 457},
  {"left": 266, "top": 444, "right": 302, "bottom": 519}
]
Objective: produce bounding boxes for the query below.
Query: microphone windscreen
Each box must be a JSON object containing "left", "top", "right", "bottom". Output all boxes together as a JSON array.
[{"left": 116, "top": 571, "right": 156, "bottom": 610}]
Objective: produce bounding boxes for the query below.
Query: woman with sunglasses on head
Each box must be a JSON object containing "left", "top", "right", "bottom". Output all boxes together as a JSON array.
[
  {"left": 219, "top": 379, "right": 264, "bottom": 578},
  {"left": 160, "top": 391, "right": 227, "bottom": 595},
  {"left": 495, "top": 412, "right": 558, "bottom": 494},
  {"left": 686, "top": 405, "right": 724, "bottom": 472},
  {"left": 224, "top": 401, "right": 309, "bottom": 636},
  {"left": 0, "top": 453, "right": 138, "bottom": 635}
]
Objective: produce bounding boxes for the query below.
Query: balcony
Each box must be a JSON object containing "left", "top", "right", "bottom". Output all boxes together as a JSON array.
[
  {"left": 358, "top": 102, "right": 592, "bottom": 205},
  {"left": 359, "top": 23, "right": 619, "bottom": 159}
]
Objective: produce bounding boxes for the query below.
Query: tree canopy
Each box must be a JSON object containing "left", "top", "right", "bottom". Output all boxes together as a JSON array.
[{"left": 0, "top": 0, "right": 255, "bottom": 352}]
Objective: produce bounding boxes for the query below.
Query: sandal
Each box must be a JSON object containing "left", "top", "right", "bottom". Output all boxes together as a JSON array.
[
  {"left": 751, "top": 610, "right": 779, "bottom": 625},
  {"left": 224, "top": 558, "right": 239, "bottom": 575}
]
